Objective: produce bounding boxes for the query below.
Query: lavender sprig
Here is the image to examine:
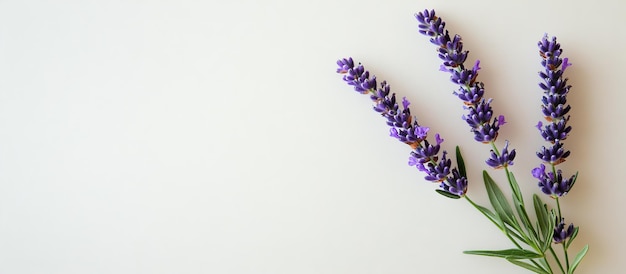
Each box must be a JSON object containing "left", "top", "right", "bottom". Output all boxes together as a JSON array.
[
  {"left": 336, "top": 57, "right": 467, "bottom": 197},
  {"left": 533, "top": 34, "right": 582, "bottom": 273},
  {"left": 533, "top": 34, "right": 577, "bottom": 199},
  {"left": 415, "top": 9, "right": 515, "bottom": 168},
  {"left": 335, "top": 10, "right": 587, "bottom": 273},
  {"left": 413, "top": 10, "right": 588, "bottom": 274}
]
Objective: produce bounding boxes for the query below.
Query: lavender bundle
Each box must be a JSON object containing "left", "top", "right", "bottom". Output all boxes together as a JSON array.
[{"left": 335, "top": 9, "right": 588, "bottom": 274}]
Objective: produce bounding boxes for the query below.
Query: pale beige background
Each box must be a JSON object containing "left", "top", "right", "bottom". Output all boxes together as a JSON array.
[{"left": 0, "top": 0, "right": 623, "bottom": 273}]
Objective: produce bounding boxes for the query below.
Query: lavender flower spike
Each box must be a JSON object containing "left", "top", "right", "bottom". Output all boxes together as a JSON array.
[
  {"left": 532, "top": 164, "right": 576, "bottom": 198},
  {"left": 486, "top": 141, "right": 516, "bottom": 169},
  {"left": 440, "top": 168, "right": 468, "bottom": 196},
  {"left": 415, "top": 10, "right": 515, "bottom": 168},
  {"left": 553, "top": 218, "right": 575, "bottom": 244},
  {"left": 336, "top": 57, "right": 467, "bottom": 197},
  {"left": 535, "top": 34, "right": 577, "bottom": 197}
]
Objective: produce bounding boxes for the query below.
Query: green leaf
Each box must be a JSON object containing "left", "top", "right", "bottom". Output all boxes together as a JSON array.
[
  {"left": 513, "top": 196, "right": 532, "bottom": 233},
  {"left": 507, "top": 259, "right": 550, "bottom": 274},
  {"left": 503, "top": 225, "right": 531, "bottom": 245},
  {"left": 473, "top": 202, "right": 503, "bottom": 229},
  {"left": 533, "top": 194, "right": 553, "bottom": 248},
  {"left": 508, "top": 171, "right": 524, "bottom": 205},
  {"left": 455, "top": 146, "right": 467, "bottom": 179},
  {"left": 483, "top": 171, "right": 517, "bottom": 227},
  {"left": 568, "top": 245, "right": 589, "bottom": 274},
  {"left": 536, "top": 258, "right": 551, "bottom": 274},
  {"left": 513, "top": 196, "right": 540, "bottom": 249},
  {"left": 565, "top": 226, "right": 579, "bottom": 249},
  {"left": 543, "top": 210, "right": 556, "bottom": 252},
  {"left": 435, "top": 189, "right": 461, "bottom": 199},
  {"left": 464, "top": 249, "right": 543, "bottom": 260}
]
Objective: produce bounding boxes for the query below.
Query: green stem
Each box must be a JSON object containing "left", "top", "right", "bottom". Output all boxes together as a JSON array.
[
  {"left": 555, "top": 197, "right": 562, "bottom": 220},
  {"left": 465, "top": 196, "right": 522, "bottom": 246},
  {"left": 563, "top": 244, "right": 570, "bottom": 273},
  {"left": 489, "top": 141, "right": 524, "bottom": 203},
  {"left": 548, "top": 246, "right": 566, "bottom": 274},
  {"left": 552, "top": 162, "right": 569, "bottom": 273},
  {"left": 465, "top": 196, "right": 501, "bottom": 228},
  {"left": 465, "top": 196, "right": 521, "bottom": 249}
]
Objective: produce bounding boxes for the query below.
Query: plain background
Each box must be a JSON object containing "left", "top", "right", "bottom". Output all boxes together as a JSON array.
[{"left": 1, "top": 0, "right": 624, "bottom": 273}]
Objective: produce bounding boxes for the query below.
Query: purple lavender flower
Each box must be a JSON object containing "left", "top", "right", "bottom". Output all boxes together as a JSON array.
[
  {"left": 531, "top": 164, "right": 546, "bottom": 179},
  {"left": 486, "top": 141, "right": 516, "bottom": 169},
  {"left": 415, "top": 9, "right": 515, "bottom": 167},
  {"left": 461, "top": 100, "right": 506, "bottom": 143},
  {"left": 415, "top": 10, "right": 467, "bottom": 68},
  {"left": 537, "top": 34, "right": 572, "bottom": 122},
  {"left": 537, "top": 141, "right": 570, "bottom": 165},
  {"left": 440, "top": 168, "right": 468, "bottom": 196},
  {"left": 336, "top": 58, "right": 355, "bottom": 74},
  {"left": 409, "top": 134, "right": 442, "bottom": 164},
  {"left": 463, "top": 99, "right": 493, "bottom": 129},
  {"left": 421, "top": 151, "right": 452, "bottom": 182},
  {"left": 440, "top": 34, "right": 468, "bottom": 67},
  {"left": 538, "top": 118, "right": 572, "bottom": 143},
  {"left": 415, "top": 9, "right": 446, "bottom": 39},
  {"left": 532, "top": 164, "right": 576, "bottom": 197},
  {"left": 553, "top": 218, "right": 575, "bottom": 244},
  {"left": 541, "top": 94, "right": 571, "bottom": 120},
  {"left": 562, "top": 58, "right": 572, "bottom": 72},
  {"left": 372, "top": 81, "right": 394, "bottom": 113},
  {"left": 535, "top": 34, "right": 577, "bottom": 197},
  {"left": 454, "top": 83, "right": 484, "bottom": 106},
  {"left": 472, "top": 122, "right": 500, "bottom": 143},
  {"left": 337, "top": 57, "right": 467, "bottom": 196},
  {"left": 339, "top": 58, "right": 378, "bottom": 94}
]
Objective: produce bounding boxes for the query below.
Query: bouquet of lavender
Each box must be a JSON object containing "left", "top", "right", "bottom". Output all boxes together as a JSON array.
[{"left": 335, "top": 9, "right": 588, "bottom": 274}]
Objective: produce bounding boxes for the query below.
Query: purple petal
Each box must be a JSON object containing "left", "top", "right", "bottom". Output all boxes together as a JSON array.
[
  {"left": 435, "top": 133, "right": 444, "bottom": 145},
  {"left": 408, "top": 156, "right": 418, "bottom": 166},
  {"left": 472, "top": 60, "right": 481, "bottom": 72},
  {"left": 390, "top": 128, "right": 399, "bottom": 138},
  {"left": 532, "top": 164, "right": 546, "bottom": 179},
  {"left": 415, "top": 126, "right": 429, "bottom": 139},
  {"left": 562, "top": 57, "right": 572, "bottom": 72},
  {"left": 402, "top": 97, "right": 410, "bottom": 109},
  {"left": 497, "top": 115, "right": 506, "bottom": 127}
]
